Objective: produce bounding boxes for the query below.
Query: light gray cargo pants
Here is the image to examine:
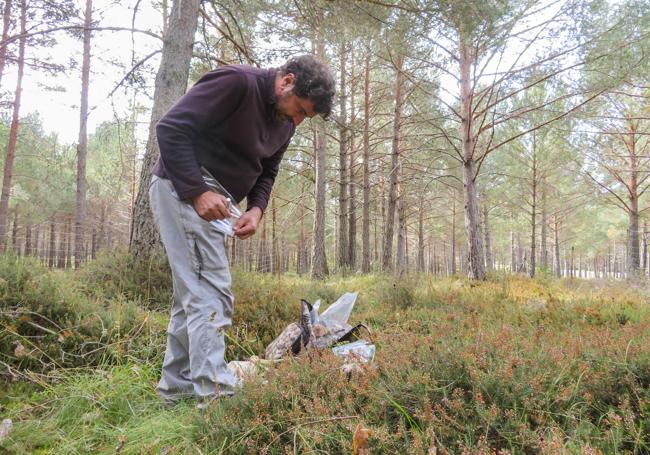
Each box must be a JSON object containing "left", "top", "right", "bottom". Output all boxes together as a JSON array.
[{"left": 149, "top": 175, "right": 238, "bottom": 401}]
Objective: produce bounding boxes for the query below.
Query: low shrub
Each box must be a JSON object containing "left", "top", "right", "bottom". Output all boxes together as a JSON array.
[{"left": 0, "top": 255, "right": 163, "bottom": 374}]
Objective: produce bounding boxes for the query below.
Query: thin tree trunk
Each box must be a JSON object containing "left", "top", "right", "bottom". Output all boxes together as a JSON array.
[
  {"left": 48, "top": 220, "right": 55, "bottom": 268},
  {"left": 382, "top": 54, "right": 404, "bottom": 272},
  {"left": 540, "top": 174, "right": 548, "bottom": 268},
  {"left": 396, "top": 182, "right": 407, "bottom": 275},
  {"left": 361, "top": 53, "right": 371, "bottom": 273},
  {"left": 271, "top": 192, "right": 279, "bottom": 274},
  {"left": 459, "top": 38, "right": 485, "bottom": 280},
  {"left": 554, "top": 219, "right": 561, "bottom": 277},
  {"left": 74, "top": 0, "right": 92, "bottom": 267},
  {"left": 65, "top": 217, "right": 72, "bottom": 267},
  {"left": 337, "top": 41, "right": 348, "bottom": 270},
  {"left": 130, "top": 0, "right": 200, "bottom": 259},
  {"left": 642, "top": 220, "right": 648, "bottom": 275},
  {"left": 24, "top": 223, "right": 32, "bottom": 256},
  {"left": 311, "top": 116, "right": 329, "bottom": 278},
  {"left": 450, "top": 197, "right": 457, "bottom": 275},
  {"left": 0, "top": 0, "right": 12, "bottom": 88},
  {"left": 11, "top": 208, "right": 18, "bottom": 253},
  {"left": 510, "top": 231, "right": 516, "bottom": 273},
  {"left": 57, "top": 217, "right": 66, "bottom": 268},
  {"left": 417, "top": 196, "right": 424, "bottom": 272},
  {"left": 310, "top": 31, "right": 329, "bottom": 279},
  {"left": 347, "top": 51, "right": 357, "bottom": 271},
  {"left": 482, "top": 195, "right": 492, "bottom": 270},
  {"left": 0, "top": 0, "right": 25, "bottom": 251},
  {"left": 530, "top": 133, "right": 537, "bottom": 277}
]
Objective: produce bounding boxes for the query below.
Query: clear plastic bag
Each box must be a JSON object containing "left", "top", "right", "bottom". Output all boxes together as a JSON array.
[
  {"left": 201, "top": 166, "right": 242, "bottom": 237},
  {"left": 319, "top": 292, "right": 358, "bottom": 325}
]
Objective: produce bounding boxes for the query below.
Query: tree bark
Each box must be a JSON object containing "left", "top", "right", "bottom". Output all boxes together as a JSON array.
[
  {"left": 641, "top": 220, "right": 648, "bottom": 275},
  {"left": 11, "top": 208, "right": 18, "bottom": 253},
  {"left": 48, "top": 220, "right": 55, "bottom": 267},
  {"left": 361, "top": 53, "right": 371, "bottom": 273},
  {"left": 24, "top": 223, "right": 31, "bottom": 256},
  {"left": 482, "top": 195, "right": 492, "bottom": 270},
  {"left": 0, "top": 0, "right": 12, "bottom": 89},
  {"left": 311, "top": 116, "right": 329, "bottom": 279},
  {"left": 417, "top": 196, "right": 424, "bottom": 272},
  {"left": 382, "top": 54, "right": 404, "bottom": 272},
  {"left": 396, "top": 182, "right": 407, "bottom": 276},
  {"left": 627, "top": 122, "right": 640, "bottom": 274},
  {"left": 540, "top": 174, "right": 548, "bottom": 268},
  {"left": 130, "top": 0, "right": 200, "bottom": 260},
  {"left": 0, "top": 0, "right": 25, "bottom": 251},
  {"left": 74, "top": 0, "right": 92, "bottom": 267},
  {"left": 450, "top": 197, "right": 457, "bottom": 275},
  {"left": 271, "top": 192, "right": 279, "bottom": 274},
  {"left": 459, "top": 38, "right": 485, "bottom": 280},
  {"left": 529, "top": 132, "right": 537, "bottom": 277},
  {"left": 510, "top": 231, "right": 516, "bottom": 272},
  {"left": 337, "top": 41, "right": 349, "bottom": 270},
  {"left": 347, "top": 51, "right": 357, "bottom": 271}
]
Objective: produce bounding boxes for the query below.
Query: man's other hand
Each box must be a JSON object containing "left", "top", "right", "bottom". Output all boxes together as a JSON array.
[
  {"left": 233, "top": 207, "right": 262, "bottom": 239},
  {"left": 191, "top": 191, "right": 231, "bottom": 221}
]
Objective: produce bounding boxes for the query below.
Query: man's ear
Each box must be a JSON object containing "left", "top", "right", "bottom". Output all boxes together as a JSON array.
[{"left": 281, "top": 73, "right": 295, "bottom": 91}]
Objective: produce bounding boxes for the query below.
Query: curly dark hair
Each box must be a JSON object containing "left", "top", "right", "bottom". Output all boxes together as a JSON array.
[{"left": 280, "top": 55, "right": 335, "bottom": 119}]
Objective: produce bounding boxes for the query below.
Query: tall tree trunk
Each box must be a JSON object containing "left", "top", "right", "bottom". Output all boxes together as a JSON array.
[
  {"left": 311, "top": 117, "right": 329, "bottom": 278},
  {"left": 482, "top": 195, "right": 492, "bottom": 270},
  {"left": 57, "top": 217, "right": 66, "bottom": 268},
  {"left": 628, "top": 200, "right": 640, "bottom": 274},
  {"left": 310, "top": 32, "right": 329, "bottom": 279},
  {"left": 642, "top": 220, "right": 647, "bottom": 275},
  {"left": 130, "top": 0, "right": 200, "bottom": 259},
  {"left": 510, "top": 231, "right": 516, "bottom": 272},
  {"left": 11, "top": 208, "right": 18, "bottom": 253},
  {"left": 74, "top": 0, "right": 92, "bottom": 267},
  {"left": 24, "top": 223, "right": 31, "bottom": 256},
  {"left": 271, "top": 192, "right": 279, "bottom": 274},
  {"left": 459, "top": 38, "right": 485, "bottom": 280},
  {"left": 0, "top": 0, "right": 12, "bottom": 88},
  {"left": 530, "top": 133, "right": 537, "bottom": 277},
  {"left": 65, "top": 217, "right": 72, "bottom": 267},
  {"left": 48, "top": 220, "right": 55, "bottom": 267},
  {"left": 347, "top": 51, "right": 357, "bottom": 271},
  {"left": 450, "top": 197, "right": 457, "bottom": 275},
  {"left": 627, "top": 136, "right": 640, "bottom": 273},
  {"left": 361, "top": 53, "right": 371, "bottom": 273},
  {"left": 0, "top": 0, "right": 25, "bottom": 251},
  {"left": 540, "top": 174, "right": 548, "bottom": 268},
  {"left": 396, "top": 182, "right": 407, "bottom": 275},
  {"left": 417, "top": 196, "right": 424, "bottom": 272},
  {"left": 554, "top": 219, "right": 561, "bottom": 277},
  {"left": 382, "top": 54, "right": 404, "bottom": 272},
  {"left": 337, "top": 41, "right": 349, "bottom": 270}
]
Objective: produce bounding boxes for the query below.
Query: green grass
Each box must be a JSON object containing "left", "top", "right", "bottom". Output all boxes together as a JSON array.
[{"left": 1, "top": 254, "right": 650, "bottom": 453}]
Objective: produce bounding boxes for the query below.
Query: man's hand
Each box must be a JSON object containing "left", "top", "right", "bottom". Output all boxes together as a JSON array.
[
  {"left": 192, "top": 191, "right": 232, "bottom": 221},
  {"left": 233, "top": 207, "right": 262, "bottom": 239}
]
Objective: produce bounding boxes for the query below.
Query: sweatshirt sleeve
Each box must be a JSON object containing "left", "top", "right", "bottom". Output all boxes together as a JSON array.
[
  {"left": 246, "top": 134, "right": 293, "bottom": 213},
  {"left": 156, "top": 70, "right": 249, "bottom": 200}
]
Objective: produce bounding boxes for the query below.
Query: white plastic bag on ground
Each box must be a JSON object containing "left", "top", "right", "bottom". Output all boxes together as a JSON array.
[{"left": 320, "top": 292, "right": 358, "bottom": 324}]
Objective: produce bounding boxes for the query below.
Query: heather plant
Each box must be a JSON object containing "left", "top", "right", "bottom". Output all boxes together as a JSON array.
[{"left": 1, "top": 254, "right": 649, "bottom": 453}]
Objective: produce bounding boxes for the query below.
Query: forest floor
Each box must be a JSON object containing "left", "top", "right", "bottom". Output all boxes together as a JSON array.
[{"left": 0, "top": 253, "right": 649, "bottom": 454}]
